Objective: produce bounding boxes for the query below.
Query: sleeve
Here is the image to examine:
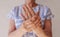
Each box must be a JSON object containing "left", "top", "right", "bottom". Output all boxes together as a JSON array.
[
  {"left": 7, "top": 7, "right": 16, "bottom": 20},
  {"left": 45, "top": 8, "right": 54, "bottom": 20},
  {"left": 44, "top": 6, "right": 54, "bottom": 20}
]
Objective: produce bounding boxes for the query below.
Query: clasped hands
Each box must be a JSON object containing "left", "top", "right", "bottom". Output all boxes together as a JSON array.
[{"left": 20, "top": 4, "right": 42, "bottom": 33}]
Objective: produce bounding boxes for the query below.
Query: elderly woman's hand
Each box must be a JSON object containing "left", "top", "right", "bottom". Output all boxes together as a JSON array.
[
  {"left": 22, "top": 14, "right": 42, "bottom": 32},
  {"left": 20, "top": 4, "right": 42, "bottom": 32}
]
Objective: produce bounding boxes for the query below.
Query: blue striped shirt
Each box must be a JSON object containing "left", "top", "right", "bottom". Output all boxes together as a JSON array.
[{"left": 8, "top": 4, "right": 53, "bottom": 37}]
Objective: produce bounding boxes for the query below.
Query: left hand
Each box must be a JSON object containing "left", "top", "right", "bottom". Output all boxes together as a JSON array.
[
  {"left": 21, "top": 4, "right": 42, "bottom": 32},
  {"left": 20, "top": 4, "right": 50, "bottom": 37},
  {"left": 23, "top": 15, "right": 42, "bottom": 32}
]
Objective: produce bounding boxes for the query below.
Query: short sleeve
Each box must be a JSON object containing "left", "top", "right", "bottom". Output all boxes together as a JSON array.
[
  {"left": 7, "top": 7, "right": 16, "bottom": 20},
  {"left": 45, "top": 8, "right": 54, "bottom": 20}
]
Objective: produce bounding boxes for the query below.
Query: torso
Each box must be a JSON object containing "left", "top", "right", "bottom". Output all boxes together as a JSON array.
[{"left": 13, "top": 4, "right": 49, "bottom": 37}]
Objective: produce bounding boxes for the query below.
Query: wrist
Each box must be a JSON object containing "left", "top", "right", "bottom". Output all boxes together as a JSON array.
[{"left": 33, "top": 27, "right": 48, "bottom": 37}]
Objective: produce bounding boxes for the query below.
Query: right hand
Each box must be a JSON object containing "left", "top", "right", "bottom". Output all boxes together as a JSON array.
[
  {"left": 20, "top": 4, "right": 41, "bottom": 32},
  {"left": 22, "top": 15, "right": 42, "bottom": 32},
  {"left": 20, "top": 23, "right": 28, "bottom": 34}
]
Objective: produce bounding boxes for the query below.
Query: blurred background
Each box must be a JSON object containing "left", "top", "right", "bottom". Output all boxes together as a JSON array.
[{"left": 0, "top": 0, "right": 60, "bottom": 37}]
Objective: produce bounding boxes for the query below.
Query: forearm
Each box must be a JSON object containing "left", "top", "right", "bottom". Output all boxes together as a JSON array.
[
  {"left": 33, "top": 27, "right": 49, "bottom": 37},
  {"left": 8, "top": 27, "right": 24, "bottom": 37}
]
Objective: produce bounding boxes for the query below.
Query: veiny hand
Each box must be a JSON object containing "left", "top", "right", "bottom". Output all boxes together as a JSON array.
[
  {"left": 21, "top": 4, "right": 38, "bottom": 20},
  {"left": 20, "top": 23, "right": 28, "bottom": 33},
  {"left": 20, "top": 4, "right": 50, "bottom": 37},
  {"left": 23, "top": 15, "right": 42, "bottom": 31},
  {"left": 20, "top": 4, "right": 42, "bottom": 32}
]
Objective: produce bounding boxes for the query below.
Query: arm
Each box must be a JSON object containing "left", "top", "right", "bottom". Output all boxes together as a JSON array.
[
  {"left": 33, "top": 27, "right": 48, "bottom": 37},
  {"left": 33, "top": 19, "right": 52, "bottom": 37},
  {"left": 35, "top": 7, "right": 52, "bottom": 37},
  {"left": 43, "top": 8, "right": 52, "bottom": 37},
  {"left": 8, "top": 19, "right": 25, "bottom": 37},
  {"left": 44, "top": 19, "right": 52, "bottom": 37},
  {"left": 21, "top": 5, "right": 52, "bottom": 37}
]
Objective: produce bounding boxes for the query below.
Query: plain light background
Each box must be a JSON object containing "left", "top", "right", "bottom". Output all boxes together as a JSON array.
[{"left": 0, "top": 0, "right": 60, "bottom": 37}]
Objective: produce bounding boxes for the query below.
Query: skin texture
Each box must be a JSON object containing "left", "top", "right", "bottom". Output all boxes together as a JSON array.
[
  {"left": 8, "top": 0, "right": 52, "bottom": 37},
  {"left": 21, "top": 4, "right": 52, "bottom": 37}
]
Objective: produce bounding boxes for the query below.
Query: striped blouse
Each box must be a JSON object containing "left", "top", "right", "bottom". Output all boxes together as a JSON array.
[{"left": 7, "top": 4, "right": 53, "bottom": 37}]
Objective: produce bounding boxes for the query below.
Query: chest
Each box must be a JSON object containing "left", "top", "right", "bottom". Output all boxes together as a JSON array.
[{"left": 14, "top": 6, "right": 46, "bottom": 29}]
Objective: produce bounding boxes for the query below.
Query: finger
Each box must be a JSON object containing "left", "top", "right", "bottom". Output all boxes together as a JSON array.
[
  {"left": 20, "top": 12, "right": 26, "bottom": 20},
  {"left": 22, "top": 21, "right": 31, "bottom": 32},
  {"left": 30, "top": 15, "right": 41, "bottom": 22},
  {"left": 34, "top": 17, "right": 42, "bottom": 27},
  {"left": 25, "top": 5, "right": 32, "bottom": 18},
  {"left": 26, "top": 4, "right": 35, "bottom": 16},
  {"left": 23, "top": 5, "right": 32, "bottom": 18},
  {"left": 30, "top": 15, "right": 37, "bottom": 22},
  {"left": 24, "top": 20, "right": 32, "bottom": 28},
  {"left": 34, "top": 17, "right": 41, "bottom": 25},
  {"left": 25, "top": 18, "right": 39, "bottom": 29},
  {"left": 36, "top": 20, "right": 41, "bottom": 26},
  {"left": 36, "top": 21, "right": 42, "bottom": 28},
  {"left": 25, "top": 20, "right": 36, "bottom": 29},
  {"left": 22, "top": 5, "right": 29, "bottom": 19},
  {"left": 26, "top": 23, "right": 35, "bottom": 29}
]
